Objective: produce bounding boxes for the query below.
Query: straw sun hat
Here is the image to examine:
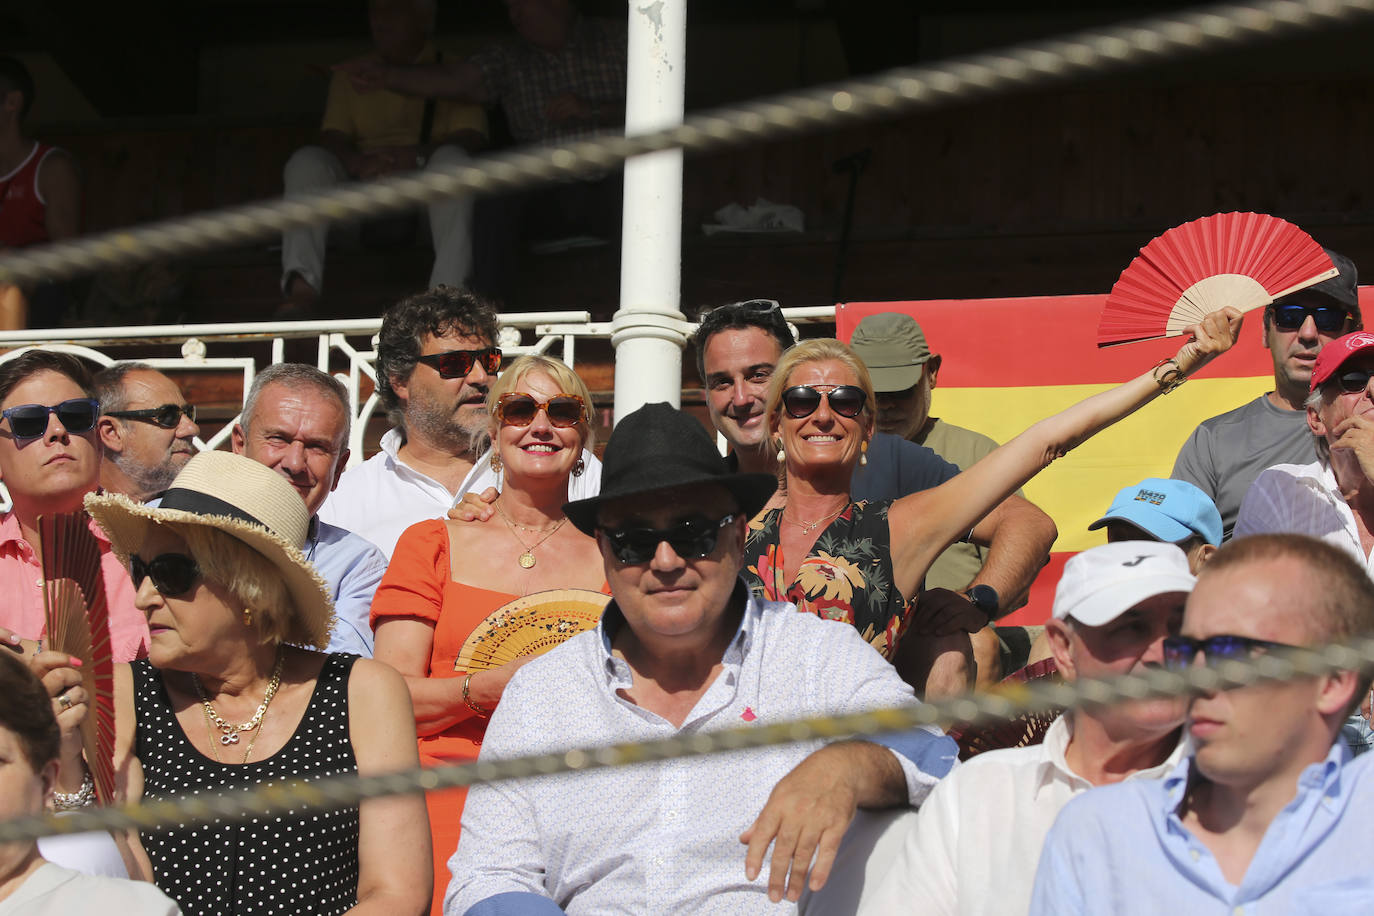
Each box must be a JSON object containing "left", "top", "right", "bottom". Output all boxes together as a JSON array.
[{"left": 85, "top": 450, "right": 335, "bottom": 649}]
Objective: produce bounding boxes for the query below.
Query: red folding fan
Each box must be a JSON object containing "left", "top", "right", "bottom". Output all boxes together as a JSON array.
[
  {"left": 1097, "top": 212, "right": 1336, "bottom": 347},
  {"left": 40, "top": 513, "right": 116, "bottom": 806}
]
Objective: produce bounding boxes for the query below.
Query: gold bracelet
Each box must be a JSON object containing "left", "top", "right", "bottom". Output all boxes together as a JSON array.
[
  {"left": 1152, "top": 357, "right": 1187, "bottom": 394},
  {"left": 462, "top": 672, "right": 491, "bottom": 717}
]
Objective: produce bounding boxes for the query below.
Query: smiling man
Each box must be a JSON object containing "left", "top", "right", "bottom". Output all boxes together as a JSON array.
[
  {"left": 320, "top": 285, "right": 599, "bottom": 558},
  {"left": 446, "top": 403, "right": 957, "bottom": 915},
  {"left": 1030, "top": 534, "right": 1374, "bottom": 913},
  {"left": 232, "top": 363, "right": 387, "bottom": 656},
  {"left": 0, "top": 350, "right": 146, "bottom": 662},
  {"left": 1173, "top": 248, "right": 1360, "bottom": 540},
  {"left": 94, "top": 363, "right": 200, "bottom": 503}
]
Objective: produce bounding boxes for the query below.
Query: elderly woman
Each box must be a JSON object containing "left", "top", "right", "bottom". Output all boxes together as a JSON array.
[
  {"left": 745, "top": 310, "right": 1243, "bottom": 694},
  {"left": 0, "top": 649, "right": 179, "bottom": 912},
  {"left": 373, "top": 353, "right": 606, "bottom": 915},
  {"left": 74, "top": 450, "right": 429, "bottom": 916}
]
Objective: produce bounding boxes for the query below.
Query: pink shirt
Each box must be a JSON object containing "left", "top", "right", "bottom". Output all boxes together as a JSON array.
[{"left": 0, "top": 511, "right": 148, "bottom": 663}]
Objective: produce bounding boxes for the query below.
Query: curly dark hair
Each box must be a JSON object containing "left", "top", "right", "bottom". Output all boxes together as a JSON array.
[
  {"left": 0, "top": 650, "right": 60, "bottom": 772},
  {"left": 0, "top": 350, "right": 96, "bottom": 405},
  {"left": 693, "top": 299, "right": 796, "bottom": 385},
  {"left": 376, "top": 285, "right": 499, "bottom": 430}
]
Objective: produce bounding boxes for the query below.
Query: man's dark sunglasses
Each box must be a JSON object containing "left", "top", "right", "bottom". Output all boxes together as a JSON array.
[
  {"left": 1, "top": 398, "right": 100, "bottom": 441},
  {"left": 496, "top": 393, "right": 586, "bottom": 428},
  {"left": 131, "top": 553, "right": 201, "bottom": 598},
  {"left": 1161, "top": 634, "right": 1303, "bottom": 672},
  {"left": 106, "top": 403, "right": 197, "bottom": 429},
  {"left": 1270, "top": 303, "right": 1350, "bottom": 333},
  {"left": 415, "top": 347, "right": 502, "bottom": 379},
  {"left": 602, "top": 514, "right": 736, "bottom": 565},
  {"left": 781, "top": 385, "right": 867, "bottom": 420},
  {"left": 1335, "top": 368, "right": 1374, "bottom": 394}
]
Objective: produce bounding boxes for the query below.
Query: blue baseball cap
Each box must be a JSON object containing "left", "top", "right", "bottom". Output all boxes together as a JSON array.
[{"left": 1088, "top": 478, "right": 1222, "bottom": 547}]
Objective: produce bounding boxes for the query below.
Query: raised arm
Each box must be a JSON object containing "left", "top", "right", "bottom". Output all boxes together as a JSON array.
[{"left": 886, "top": 308, "right": 1243, "bottom": 599}]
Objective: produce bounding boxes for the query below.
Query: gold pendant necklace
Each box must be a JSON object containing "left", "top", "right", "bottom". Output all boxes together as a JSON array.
[
  {"left": 494, "top": 500, "right": 568, "bottom": 569},
  {"left": 193, "top": 651, "right": 284, "bottom": 752}
]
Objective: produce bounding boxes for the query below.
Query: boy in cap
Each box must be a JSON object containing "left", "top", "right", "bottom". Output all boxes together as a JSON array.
[{"left": 1090, "top": 477, "right": 1222, "bottom": 574}]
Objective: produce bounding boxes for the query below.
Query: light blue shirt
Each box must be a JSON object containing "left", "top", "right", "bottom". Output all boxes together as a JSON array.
[
  {"left": 1030, "top": 744, "right": 1374, "bottom": 915},
  {"left": 305, "top": 517, "right": 387, "bottom": 657}
]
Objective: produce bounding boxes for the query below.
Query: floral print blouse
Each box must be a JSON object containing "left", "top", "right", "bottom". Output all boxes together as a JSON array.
[{"left": 743, "top": 500, "right": 912, "bottom": 659}]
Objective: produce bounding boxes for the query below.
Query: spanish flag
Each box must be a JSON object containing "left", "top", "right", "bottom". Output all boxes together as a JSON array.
[{"left": 838, "top": 292, "right": 1372, "bottom": 625}]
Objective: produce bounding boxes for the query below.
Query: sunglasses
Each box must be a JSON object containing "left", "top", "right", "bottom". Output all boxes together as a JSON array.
[
  {"left": 1270, "top": 303, "right": 1349, "bottom": 333},
  {"left": 781, "top": 385, "right": 867, "bottom": 419},
  {"left": 106, "top": 403, "right": 197, "bottom": 429},
  {"left": 1335, "top": 368, "right": 1374, "bottom": 394},
  {"left": 601, "top": 514, "right": 736, "bottom": 565},
  {"left": 1, "top": 398, "right": 100, "bottom": 441},
  {"left": 130, "top": 553, "right": 201, "bottom": 598},
  {"left": 495, "top": 393, "right": 586, "bottom": 428},
  {"left": 414, "top": 347, "right": 502, "bottom": 379},
  {"left": 1161, "top": 634, "right": 1302, "bottom": 672}
]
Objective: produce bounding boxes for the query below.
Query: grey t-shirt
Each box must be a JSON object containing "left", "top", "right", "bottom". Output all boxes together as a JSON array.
[{"left": 1171, "top": 394, "right": 1316, "bottom": 541}]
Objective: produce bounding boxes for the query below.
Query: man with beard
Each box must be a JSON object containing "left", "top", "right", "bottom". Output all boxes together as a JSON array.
[
  {"left": 320, "top": 285, "right": 600, "bottom": 557},
  {"left": 1173, "top": 249, "right": 1360, "bottom": 540},
  {"left": 94, "top": 363, "right": 200, "bottom": 503}
]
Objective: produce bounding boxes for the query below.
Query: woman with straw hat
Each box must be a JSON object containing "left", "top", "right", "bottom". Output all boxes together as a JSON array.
[
  {"left": 373, "top": 353, "right": 607, "bottom": 915},
  {"left": 72, "top": 450, "right": 430, "bottom": 916}
]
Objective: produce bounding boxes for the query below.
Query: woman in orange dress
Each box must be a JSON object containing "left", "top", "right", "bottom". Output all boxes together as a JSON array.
[{"left": 372, "top": 354, "right": 606, "bottom": 915}]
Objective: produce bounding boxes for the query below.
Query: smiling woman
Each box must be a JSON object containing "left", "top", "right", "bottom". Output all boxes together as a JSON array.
[{"left": 372, "top": 352, "right": 609, "bottom": 915}]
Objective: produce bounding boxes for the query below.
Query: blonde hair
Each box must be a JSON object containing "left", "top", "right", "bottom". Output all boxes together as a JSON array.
[
  {"left": 486, "top": 354, "right": 597, "bottom": 452},
  {"left": 766, "top": 338, "right": 877, "bottom": 438},
  {"left": 169, "top": 523, "right": 304, "bottom": 648}
]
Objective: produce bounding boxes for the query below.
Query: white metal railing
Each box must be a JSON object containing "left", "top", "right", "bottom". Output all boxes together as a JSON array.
[{"left": 0, "top": 305, "right": 835, "bottom": 469}]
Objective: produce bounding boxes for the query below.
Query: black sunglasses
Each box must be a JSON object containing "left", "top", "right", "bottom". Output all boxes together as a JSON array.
[
  {"left": 1335, "top": 368, "right": 1374, "bottom": 394},
  {"left": 495, "top": 393, "right": 585, "bottom": 428},
  {"left": 601, "top": 514, "right": 736, "bottom": 565},
  {"left": 106, "top": 403, "right": 197, "bottom": 429},
  {"left": 1270, "top": 303, "right": 1349, "bottom": 333},
  {"left": 415, "top": 347, "right": 502, "bottom": 379},
  {"left": 130, "top": 553, "right": 201, "bottom": 598},
  {"left": 1161, "top": 634, "right": 1302, "bottom": 672},
  {"left": 1, "top": 398, "right": 100, "bottom": 441},
  {"left": 781, "top": 385, "right": 867, "bottom": 419}
]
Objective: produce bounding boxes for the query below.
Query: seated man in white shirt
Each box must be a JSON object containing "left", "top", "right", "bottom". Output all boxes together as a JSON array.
[
  {"left": 319, "top": 285, "right": 599, "bottom": 557},
  {"left": 860, "top": 541, "right": 1193, "bottom": 916},
  {"left": 445, "top": 402, "right": 958, "bottom": 915}
]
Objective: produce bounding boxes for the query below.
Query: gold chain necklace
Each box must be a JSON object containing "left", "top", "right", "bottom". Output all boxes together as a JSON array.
[
  {"left": 494, "top": 500, "right": 568, "bottom": 569},
  {"left": 193, "top": 651, "right": 284, "bottom": 751},
  {"left": 782, "top": 504, "right": 846, "bottom": 535}
]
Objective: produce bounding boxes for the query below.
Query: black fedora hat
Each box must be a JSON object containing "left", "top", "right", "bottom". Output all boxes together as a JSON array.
[{"left": 564, "top": 402, "right": 777, "bottom": 535}]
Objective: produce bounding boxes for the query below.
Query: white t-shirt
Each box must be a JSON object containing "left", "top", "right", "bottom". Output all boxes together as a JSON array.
[{"left": 0, "top": 862, "right": 180, "bottom": 915}]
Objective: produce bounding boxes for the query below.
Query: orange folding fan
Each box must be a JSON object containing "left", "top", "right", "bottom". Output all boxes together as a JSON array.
[
  {"left": 1097, "top": 212, "right": 1336, "bottom": 347},
  {"left": 40, "top": 513, "right": 116, "bottom": 805},
  {"left": 453, "top": 588, "right": 610, "bottom": 673}
]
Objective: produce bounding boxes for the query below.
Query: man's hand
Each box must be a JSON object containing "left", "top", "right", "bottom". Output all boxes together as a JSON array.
[
  {"left": 1330, "top": 415, "right": 1374, "bottom": 484},
  {"left": 909, "top": 588, "right": 989, "bottom": 637},
  {"left": 739, "top": 744, "right": 862, "bottom": 903},
  {"left": 335, "top": 55, "right": 390, "bottom": 93},
  {"left": 448, "top": 486, "right": 499, "bottom": 523}
]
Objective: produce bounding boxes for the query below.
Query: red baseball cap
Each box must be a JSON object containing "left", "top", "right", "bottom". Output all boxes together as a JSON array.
[{"left": 1310, "top": 331, "right": 1374, "bottom": 390}]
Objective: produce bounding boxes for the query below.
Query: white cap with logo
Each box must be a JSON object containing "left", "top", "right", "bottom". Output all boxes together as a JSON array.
[{"left": 1052, "top": 541, "right": 1196, "bottom": 627}]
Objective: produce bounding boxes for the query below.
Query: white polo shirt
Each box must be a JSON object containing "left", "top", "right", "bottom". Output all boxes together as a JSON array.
[{"left": 318, "top": 428, "right": 602, "bottom": 558}]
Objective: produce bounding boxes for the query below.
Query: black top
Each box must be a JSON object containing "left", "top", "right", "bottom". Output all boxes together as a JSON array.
[{"left": 133, "top": 654, "right": 361, "bottom": 916}]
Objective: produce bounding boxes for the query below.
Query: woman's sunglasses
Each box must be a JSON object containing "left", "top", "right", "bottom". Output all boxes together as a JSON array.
[
  {"left": 1270, "top": 303, "right": 1349, "bottom": 333},
  {"left": 130, "top": 553, "right": 201, "bottom": 598},
  {"left": 1161, "top": 634, "right": 1301, "bottom": 671},
  {"left": 1, "top": 398, "right": 100, "bottom": 441},
  {"left": 601, "top": 514, "right": 735, "bottom": 565},
  {"left": 495, "top": 393, "right": 586, "bottom": 428},
  {"left": 414, "top": 347, "right": 502, "bottom": 379},
  {"left": 780, "top": 385, "right": 867, "bottom": 420},
  {"left": 106, "top": 403, "right": 197, "bottom": 429}
]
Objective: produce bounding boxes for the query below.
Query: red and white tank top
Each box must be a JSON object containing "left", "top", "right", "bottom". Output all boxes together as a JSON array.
[{"left": 0, "top": 141, "right": 56, "bottom": 248}]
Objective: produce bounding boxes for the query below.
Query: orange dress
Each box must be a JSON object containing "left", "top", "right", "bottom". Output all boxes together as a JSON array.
[{"left": 370, "top": 519, "right": 516, "bottom": 916}]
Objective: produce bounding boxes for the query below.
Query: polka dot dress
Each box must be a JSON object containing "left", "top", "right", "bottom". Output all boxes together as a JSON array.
[{"left": 133, "top": 655, "right": 361, "bottom": 916}]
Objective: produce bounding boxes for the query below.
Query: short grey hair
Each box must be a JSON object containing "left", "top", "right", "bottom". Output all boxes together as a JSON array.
[
  {"left": 241, "top": 363, "right": 351, "bottom": 450},
  {"left": 91, "top": 361, "right": 157, "bottom": 414},
  {"left": 1305, "top": 386, "right": 1332, "bottom": 465}
]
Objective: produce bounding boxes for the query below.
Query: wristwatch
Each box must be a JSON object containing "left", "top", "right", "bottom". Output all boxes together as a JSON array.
[{"left": 963, "top": 584, "right": 1000, "bottom": 624}]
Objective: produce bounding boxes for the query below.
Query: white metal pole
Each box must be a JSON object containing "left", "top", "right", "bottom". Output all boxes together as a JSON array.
[{"left": 612, "top": 0, "right": 689, "bottom": 420}]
